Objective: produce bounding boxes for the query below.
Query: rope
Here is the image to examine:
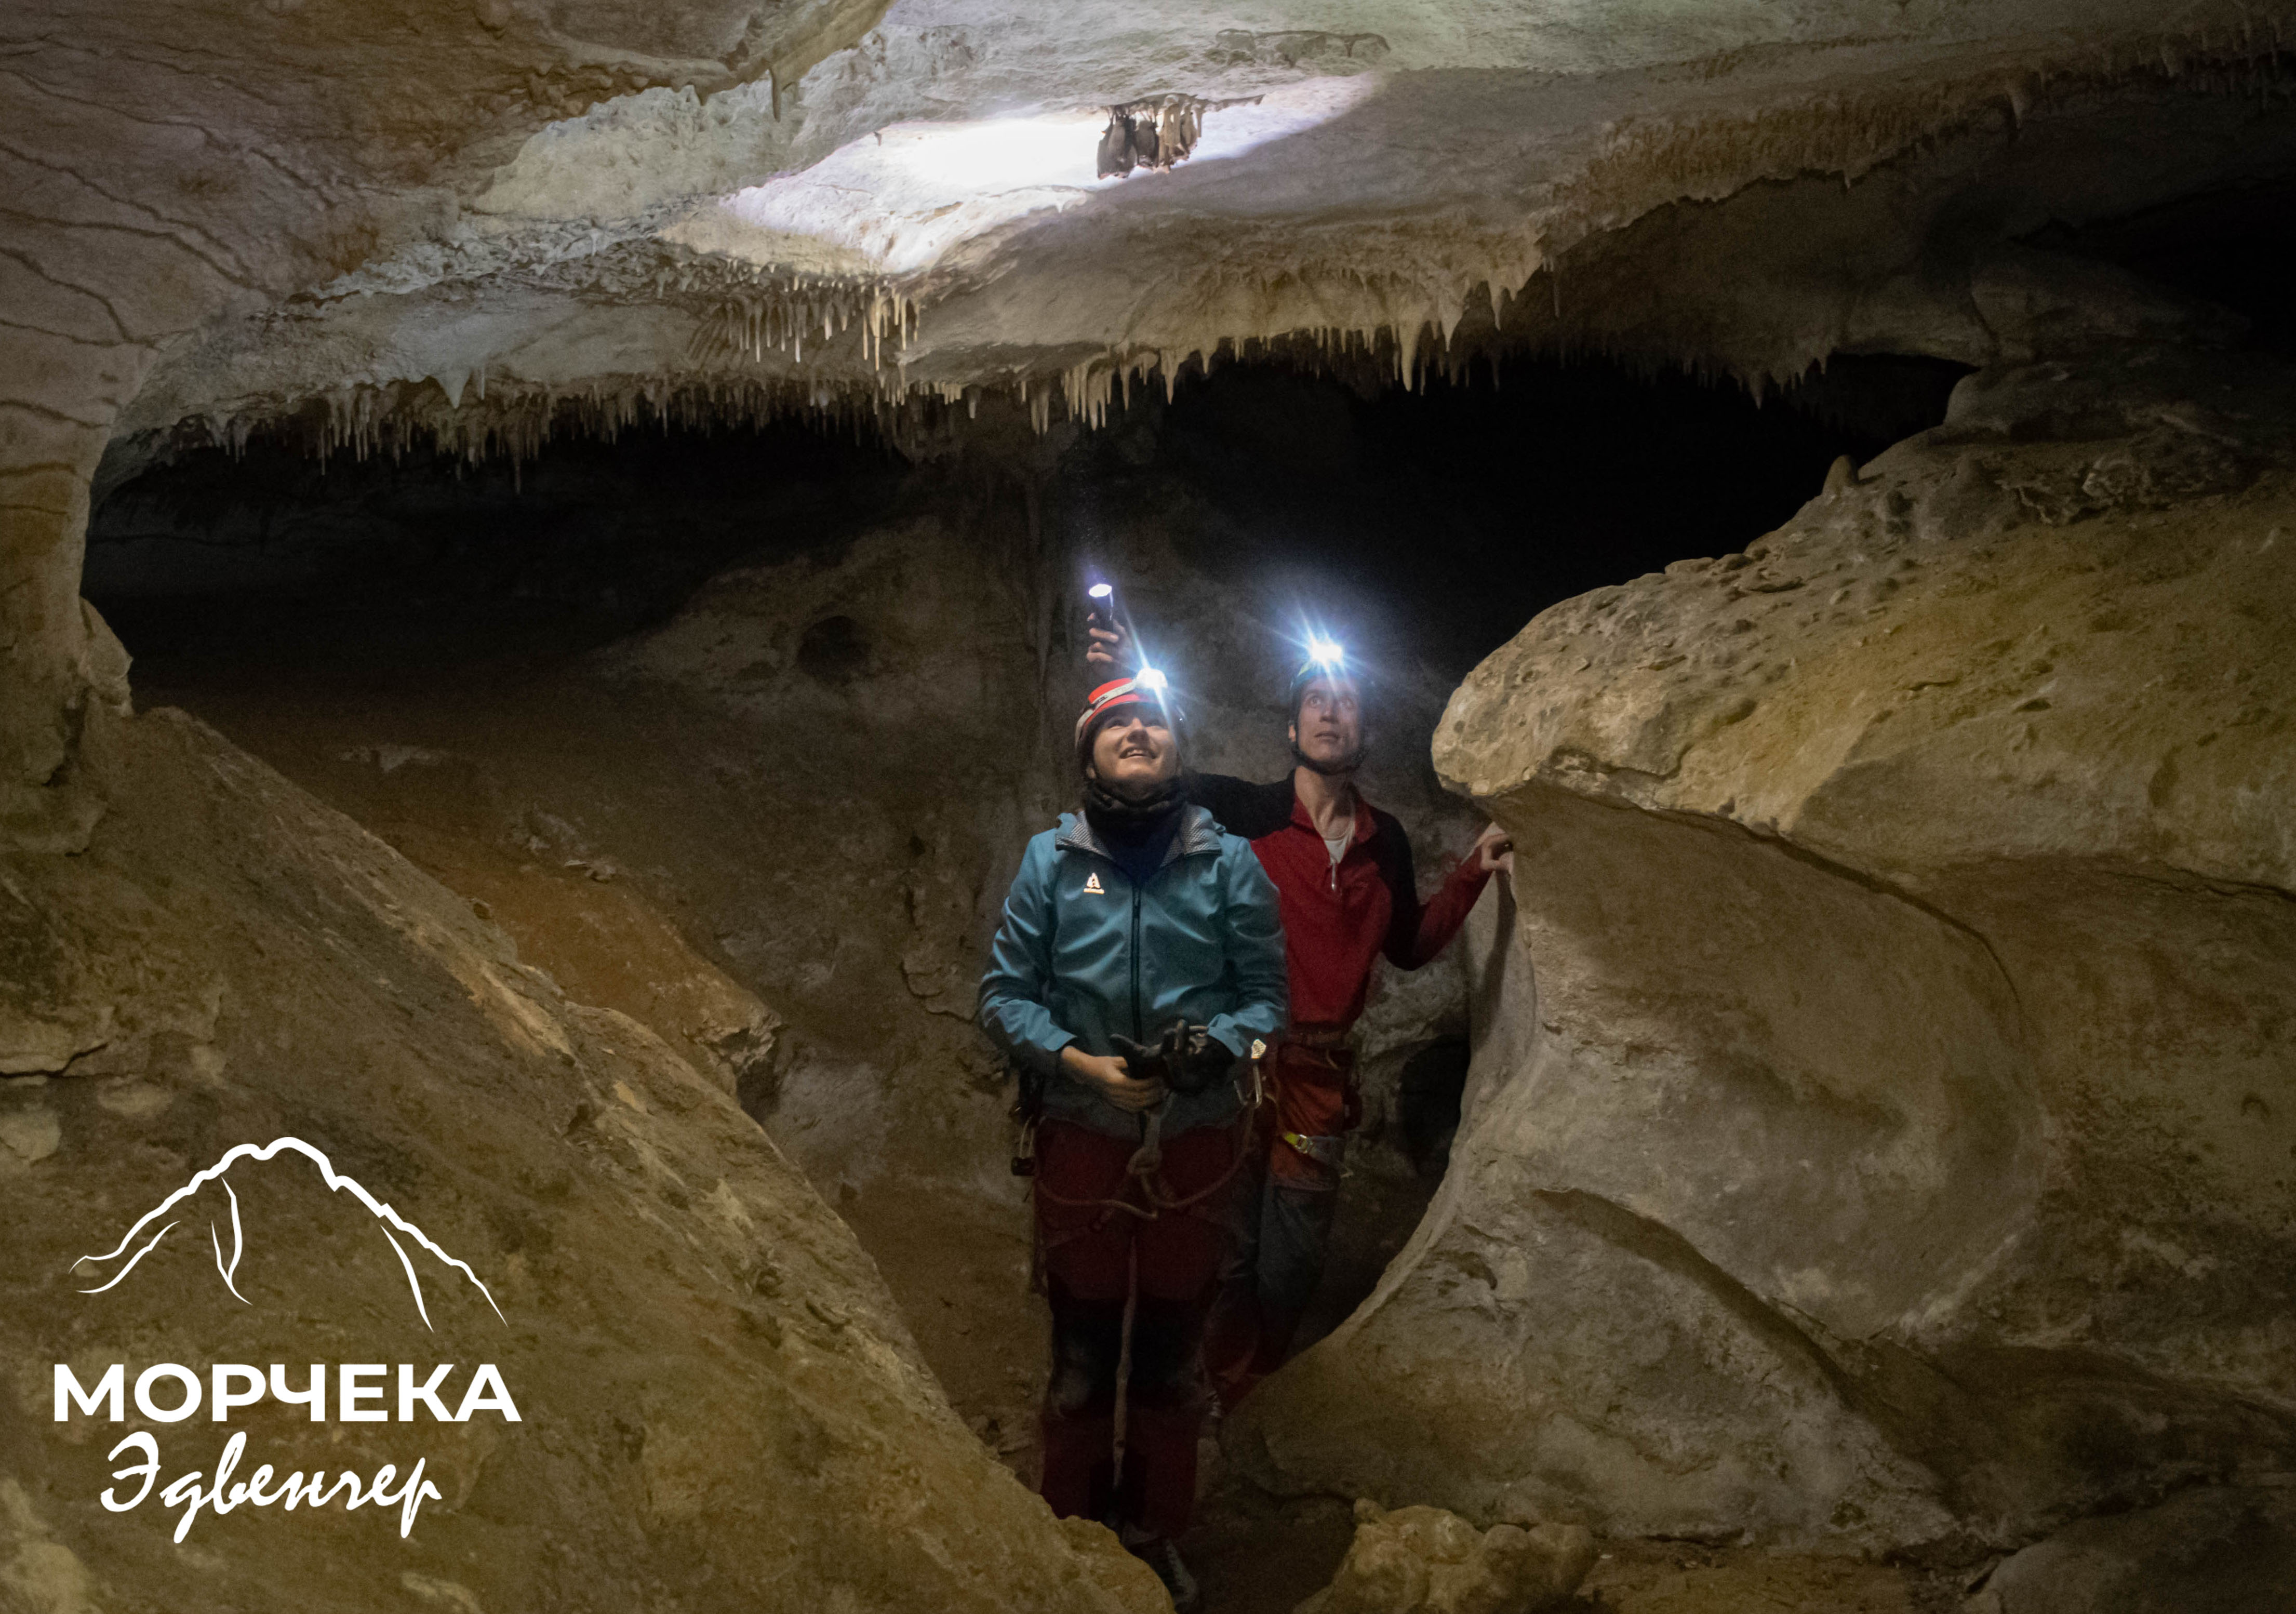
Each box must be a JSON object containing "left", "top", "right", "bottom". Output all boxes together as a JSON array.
[
  {"left": 1111, "top": 1239, "right": 1140, "bottom": 1471},
  {"left": 1030, "top": 1057, "right": 1267, "bottom": 1251},
  {"left": 1051, "top": 1075, "right": 1264, "bottom": 1495},
  {"left": 1127, "top": 1105, "right": 1166, "bottom": 1182},
  {"left": 1031, "top": 1103, "right": 1257, "bottom": 1222}
]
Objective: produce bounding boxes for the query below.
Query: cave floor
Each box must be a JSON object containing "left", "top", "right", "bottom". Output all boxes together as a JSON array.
[{"left": 1182, "top": 1475, "right": 1956, "bottom": 1614}]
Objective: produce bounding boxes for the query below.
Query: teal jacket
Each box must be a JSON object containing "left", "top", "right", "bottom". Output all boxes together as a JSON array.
[{"left": 980, "top": 804, "right": 1288, "bottom": 1139}]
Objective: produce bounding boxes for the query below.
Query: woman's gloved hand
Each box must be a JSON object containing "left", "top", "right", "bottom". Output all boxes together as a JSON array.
[
  {"left": 1164, "top": 1021, "right": 1237, "bottom": 1095},
  {"left": 1108, "top": 1033, "right": 1173, "bottom": 1086},
  {"left": 1060, "top": 1045, "right": 1165, "bottom": 1112},
  {"left": 1112, "top": 1022, "right": 1236, "bottom": 1096}
]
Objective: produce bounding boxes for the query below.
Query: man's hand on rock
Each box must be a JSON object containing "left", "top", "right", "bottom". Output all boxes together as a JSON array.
[
  {"left": 1471, "top": 822, "right": 1514, "bottom": 876},
  {"left": 1062, "top": 1045, "right": 1166, "bottom": 1112}
]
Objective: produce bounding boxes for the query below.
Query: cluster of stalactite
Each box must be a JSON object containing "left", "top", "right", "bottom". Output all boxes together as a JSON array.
[
  {"left": 141, "top": 196, "right": 2049, "bottom": 489},
  {"left": 684, "top": 278, "right": 920, "bottom": 368},
  {"left": 151, "top": 376, "right": 986, "bottom": 484},
  {"left": 144, "top": 265, "right": 1845, "bottom": 480}
]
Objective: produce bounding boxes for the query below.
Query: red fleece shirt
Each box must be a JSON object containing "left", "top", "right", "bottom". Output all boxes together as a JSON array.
[{"left": 1186, "top": 773, "right": 1491, "bottom": 1033}]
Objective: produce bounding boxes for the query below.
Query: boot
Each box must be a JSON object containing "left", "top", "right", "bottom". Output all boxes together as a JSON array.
[{"left": 1122, "top": 1526, "right": 1202, "bottom": 1613}]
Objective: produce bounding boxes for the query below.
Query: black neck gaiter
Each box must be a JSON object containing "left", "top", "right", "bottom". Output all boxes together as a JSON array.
[{"left": 1083, "top": 776, "right": 1185, "bottom": 887}]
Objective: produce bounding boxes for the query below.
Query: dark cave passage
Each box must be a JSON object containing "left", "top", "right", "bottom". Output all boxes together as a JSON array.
[
  {"left": 89, "top": 350, "right": 1965, "bottom": 691},
  {"left": 2027, "top": 170, "right": 2296, "bottom": 360}
]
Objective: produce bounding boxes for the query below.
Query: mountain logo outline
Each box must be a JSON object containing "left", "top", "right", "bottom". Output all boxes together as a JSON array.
[
  {"left": 1083, "top": 873, "right": 1104, "bottom": 894},
  {"left": 72, "top": 1137, "right": 504, "bottom": 1330}
]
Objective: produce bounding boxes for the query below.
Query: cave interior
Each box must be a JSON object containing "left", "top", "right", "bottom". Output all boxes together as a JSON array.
[{"left": 6, "top": 6, "right": 2296, "bottom": 1614}]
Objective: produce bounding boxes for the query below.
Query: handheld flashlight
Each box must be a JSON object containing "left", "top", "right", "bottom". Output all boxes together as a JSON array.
[{"left": 1086, "top": 582, "right": 1117, "bottom": 635}]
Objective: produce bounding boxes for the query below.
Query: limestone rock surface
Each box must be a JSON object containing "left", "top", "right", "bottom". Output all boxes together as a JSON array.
[
  {"left": 0, "top": 704, "right": 1162, "bottom": 1614},
  {"left": 1294, "top": 1501, "right": 1596, "bottom": 1614},
  {"left": 1230, "top": 343, "right": 2296, "bottom": 1551}
]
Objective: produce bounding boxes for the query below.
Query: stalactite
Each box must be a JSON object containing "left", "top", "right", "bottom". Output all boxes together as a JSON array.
[
  {"left": 166, "top": 33, "right": 2296, "bottom": 469},
  {"left": 686, "top": 275, "right": 918, "bottom": 371}
]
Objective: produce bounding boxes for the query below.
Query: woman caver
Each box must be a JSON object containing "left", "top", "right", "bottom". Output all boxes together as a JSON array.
[{"left": 979, "top": 673, "right": 1287, "bottom": 1612}]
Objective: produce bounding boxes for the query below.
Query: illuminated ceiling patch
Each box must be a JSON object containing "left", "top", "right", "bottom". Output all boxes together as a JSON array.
[{"left": 691, "top": 80, "right": 1381, "bottom": 279}]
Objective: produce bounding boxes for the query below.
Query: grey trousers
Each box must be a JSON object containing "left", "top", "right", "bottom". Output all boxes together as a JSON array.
[{"left": 1230, "top": 1172, "right": 1340, "bottom": 1371}]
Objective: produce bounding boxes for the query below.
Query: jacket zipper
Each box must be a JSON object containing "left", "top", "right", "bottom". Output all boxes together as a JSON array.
[
  {"left": 1065, "top": 822, "right": 1207, "bottom": 1047},
  {"left": 1128, "top": 877, "right": 1144, "bottom": 1043}
]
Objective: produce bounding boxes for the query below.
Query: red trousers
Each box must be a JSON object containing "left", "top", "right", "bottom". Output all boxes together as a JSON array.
[{"left": 1034, "top": 1116, "right": 1247, "bottom": 1542}]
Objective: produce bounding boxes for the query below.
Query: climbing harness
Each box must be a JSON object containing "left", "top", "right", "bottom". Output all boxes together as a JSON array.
[
  {"left": 1279, "top": 1129, "right": 1347, "bottom": 1168},
  {"left": 1033, "top": 1039, "right": 1267, "bottom": 1482},
  {"left": 1011, "top": 1111, "right": 1040, "bottom": 1178},
  {"left": 1031, "top": 1055, "right": 1263, "bottom": 1224},
  {"left": 1264, "top": 1035, "right": 1358, "bottom": 1181},
  {"left": 1010, "top": 1051, "right": 1047, "bottom": 1177}
]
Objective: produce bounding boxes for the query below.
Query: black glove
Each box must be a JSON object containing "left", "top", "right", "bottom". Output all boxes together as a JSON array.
[
  {"left": 1160, "top": 1021, "right": 1236, "bottom": 1096},
  {"left": 1107, "top": 1034, "right": 1171, "bottom": 1086}
]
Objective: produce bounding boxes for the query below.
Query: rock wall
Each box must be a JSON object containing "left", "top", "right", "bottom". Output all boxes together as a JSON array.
[
  {"left": 0, "top": 0, "right": 877, "bottom": 847},
  {"left": 1231, "top": 343, "right": 2296, "bottom": 1552},
  {"left": 0, "top": 701, "right": 1160, "bottom": 1613}
]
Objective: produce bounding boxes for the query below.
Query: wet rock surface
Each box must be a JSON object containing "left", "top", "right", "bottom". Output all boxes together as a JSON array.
[{"left": 1233, "top": 343, "right": 2296, "bottom": 1553}]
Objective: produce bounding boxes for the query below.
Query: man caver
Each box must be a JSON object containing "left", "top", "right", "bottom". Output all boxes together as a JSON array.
[
  {"left": 979, "top": 672, "right": 1286, "bottom": 1612},
  {"left": 1090, "top": 628, "right": 1510, "bottom": 1405}
]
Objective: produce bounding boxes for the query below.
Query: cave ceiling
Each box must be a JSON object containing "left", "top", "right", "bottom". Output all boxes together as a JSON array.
[{"left": 9, "top": 0, "right": 2295, "bottom": 474}]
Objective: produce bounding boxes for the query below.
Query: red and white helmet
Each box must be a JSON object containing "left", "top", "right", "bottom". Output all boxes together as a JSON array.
[{"left": 1074, "top": 670, "right": 1178, "bottom": 758}]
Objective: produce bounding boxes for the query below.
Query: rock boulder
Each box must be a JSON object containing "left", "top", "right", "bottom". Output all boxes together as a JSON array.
[
  {"left": 1294, "top": 1501, "right": 1596, "bottom": 1614},
  {"left": 1231, "top": 344, "right": 2296, "bottom": 1551},
  {"left": 1968, "top": 1485, "right": 2296, "bottom": 1614},
  {"left": 0, "top": 704, "right": 1161, "bottom": 1614}
]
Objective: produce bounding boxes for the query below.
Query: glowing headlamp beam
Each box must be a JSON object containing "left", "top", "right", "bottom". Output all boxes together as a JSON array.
[
  {"left": 1305, "top": 637, "right": 1346, "bottom": 669},
  {"left": 1134, "top": 666, "right": 1169, "bottom": 693}
]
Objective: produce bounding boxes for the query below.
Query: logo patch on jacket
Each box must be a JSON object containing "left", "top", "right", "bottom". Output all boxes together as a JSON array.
[{"left": 1083, "top": 873, "right": 1105, "bottom": 894}]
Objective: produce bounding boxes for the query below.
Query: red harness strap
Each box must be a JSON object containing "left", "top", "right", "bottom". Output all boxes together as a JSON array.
[{"left": 1265, "top": 1039, "right": 1358, "bottom": 1189}]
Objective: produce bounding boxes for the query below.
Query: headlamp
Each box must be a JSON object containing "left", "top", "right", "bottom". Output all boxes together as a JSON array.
[
  {"left": 1134, "top": 665, "right": 1168, "bottom": 693},
  {"left": 1287, "top": 629, "right": 1356, "bottom": 719}
]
